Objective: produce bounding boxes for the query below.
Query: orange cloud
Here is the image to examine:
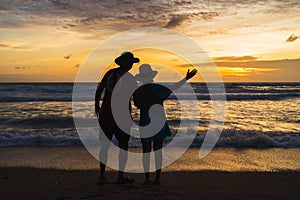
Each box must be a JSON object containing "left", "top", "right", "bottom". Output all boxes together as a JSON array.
[
  {"left": 219, "top": 66, "right": 279, "bottom": 77},
  {"left": 213, "top": 56, "right": 258, "bottom": 62}
]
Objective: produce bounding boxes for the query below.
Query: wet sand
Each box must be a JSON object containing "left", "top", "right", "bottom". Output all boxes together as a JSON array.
[{"left": 0, "top": 147, "right": 299, "bottom": 199}]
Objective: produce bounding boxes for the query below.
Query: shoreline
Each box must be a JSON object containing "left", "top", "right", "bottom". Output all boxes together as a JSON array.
[
  {"left": 1, "top": 147, "right": 300, "bottom": 199},
  {"left": 0, "top": 146, "right": 299, "bottom": 171}
]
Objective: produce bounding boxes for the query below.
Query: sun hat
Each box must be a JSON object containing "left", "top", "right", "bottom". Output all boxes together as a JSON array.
[
  {"left": 135, "top": 64, "right": 158, "bottom": 83},
  {"left": 115, "top": 51, "right": 140, "bottom": 66}
]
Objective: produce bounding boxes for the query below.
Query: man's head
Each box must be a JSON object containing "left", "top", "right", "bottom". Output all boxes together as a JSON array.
[{"left": 115, "top": 52, "right": 140, "bottom": 70}]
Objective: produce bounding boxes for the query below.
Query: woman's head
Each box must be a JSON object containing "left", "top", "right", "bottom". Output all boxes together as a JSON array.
[{"left": 135, "top": 64, "right": 158, "bottom": 83}]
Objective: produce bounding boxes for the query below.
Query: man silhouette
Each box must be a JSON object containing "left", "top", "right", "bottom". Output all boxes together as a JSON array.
[{"left": 95, "top": 52, "right": 139, "bottom": 184}]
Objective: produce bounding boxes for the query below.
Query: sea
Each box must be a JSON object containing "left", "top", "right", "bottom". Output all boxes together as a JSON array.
[{"left": 0, "top": 82, "right": 299, "bottom": 148}]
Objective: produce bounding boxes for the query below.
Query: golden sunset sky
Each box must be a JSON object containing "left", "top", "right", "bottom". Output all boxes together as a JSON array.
[{"left": 0, "top": 0, "right": 299, "bottom": 82}]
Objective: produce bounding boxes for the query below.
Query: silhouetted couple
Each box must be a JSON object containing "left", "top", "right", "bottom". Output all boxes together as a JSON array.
[{"left": 95, "top": 52, "right": 197, "bottom": 184}]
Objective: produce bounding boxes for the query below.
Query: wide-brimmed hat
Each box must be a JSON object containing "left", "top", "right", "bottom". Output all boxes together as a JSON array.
[
  {"left": 135, "top": 64, "right": 158, "bottom": 83},
  {"left": 115, "top": 51, "right": 140, "bottom": 66}
]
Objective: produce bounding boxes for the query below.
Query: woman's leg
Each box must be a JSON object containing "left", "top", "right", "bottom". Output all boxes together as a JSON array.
[
  {"left": 153, "top": 141, "right": 163, "bottom": 184},
  {"left": 142, "top": 142, "right": 152, "bottom": 183}
]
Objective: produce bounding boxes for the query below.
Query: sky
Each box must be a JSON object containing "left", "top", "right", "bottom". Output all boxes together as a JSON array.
[{"left": 0, "top": 0, "right": 299, "bottom": 82}]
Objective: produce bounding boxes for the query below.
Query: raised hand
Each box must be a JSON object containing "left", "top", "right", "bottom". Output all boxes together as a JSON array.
[{"left": 185, "top": 69, "right": 197, "bottom": 80}]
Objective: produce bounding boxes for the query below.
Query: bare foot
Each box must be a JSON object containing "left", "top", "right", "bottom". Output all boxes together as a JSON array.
[
  {"left": 143, "top": 179, "right": 151, "bottom": 185},
  {"left": 117, "top": 177, "right": 135, "bottom": 184},
  {"left": 152, "top": 179, "right": 161, "bottom": 185},
  {"left": 98, "top": 176, "right": 108, "bottom": 185}
]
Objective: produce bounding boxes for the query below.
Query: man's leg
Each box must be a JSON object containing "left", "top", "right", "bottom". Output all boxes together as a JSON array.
[
  {"left": 142, "top": 142, "right": 152, "bottom": 184},
  {"left": 117, "top": 140, "right": 135, "bottom": 183},
  {"left": 118, "top": 140, "right": 128, "bottom": 180},
  {"left": 98, "top": 126, "right": 113, "bottom": 184},
  {"left": 153, "top": 141, "right": 163, "bottom": 184}
]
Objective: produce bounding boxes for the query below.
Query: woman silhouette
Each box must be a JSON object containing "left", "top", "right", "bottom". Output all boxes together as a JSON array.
[{"left": 133, "top": 64, "right": 197, "bottom": 184}]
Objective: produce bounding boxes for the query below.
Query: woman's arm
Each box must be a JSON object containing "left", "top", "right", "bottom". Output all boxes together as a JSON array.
[{"left": 169, "top": 69, "right": 197, "bottom": 91}]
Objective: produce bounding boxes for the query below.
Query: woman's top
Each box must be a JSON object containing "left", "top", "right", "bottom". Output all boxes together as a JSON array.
[{"left": 133, "top": 83, "right": 172, "bottom": 142}]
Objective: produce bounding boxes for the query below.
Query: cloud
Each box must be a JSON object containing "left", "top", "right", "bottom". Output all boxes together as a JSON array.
[
  {"left": 164, "top": 15, "right": 188, "bottom": 28},
  {"left": 194, "top": 11, "right": 219, "bottom": 21},
  {"left": 0, "top": 19, "right": 29, "bottom": 29},
  {"left": 214, "top": 58, "right": 300, "bottom": 68},
  {"left": 0, "top": 0, "right": 297, "bottom": 35},
  {"left": 14, "top": 66, "right": 26, "bottom": 70},
  {"left": 0, "top": 43, "right": 27, "bottom": 50},
  {"left": 216, "top": 58, "right": 300, "bottom": 82},
  {"left": 179, "top": 58, "right": 300, "bottom": 82},
  {"left": 178, "top": 58, "right": 300, "bottom": 69},
  {"left": 0, "top": 44, "right": 10, "bottom": 48},
  {"left": 0, "top": 0, "right": 232, "bottom": 32},
  {"left": 286, "top": 34, "right": 299, "bottom": 42},
  {"left": 213, "top": 56, "right": 258, "bottom": 62}
]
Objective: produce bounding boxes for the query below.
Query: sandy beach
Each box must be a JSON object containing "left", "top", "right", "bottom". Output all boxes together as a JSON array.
[{"left": 0, "top": 147, "right": 299, "bottom": 199}]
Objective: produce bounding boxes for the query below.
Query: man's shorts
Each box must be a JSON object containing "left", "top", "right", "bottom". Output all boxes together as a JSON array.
[{"left": 99, "top": 120, "right": 130, "bottom": 143}]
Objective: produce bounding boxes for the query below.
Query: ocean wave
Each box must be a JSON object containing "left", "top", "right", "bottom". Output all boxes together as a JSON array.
[
  {"left": 167, "top": 93, "right": 300, "bottom": 101},
  {"left": 1, "top": 129, "right": 299, "bottom": 148},
  {"left": 0, "top": 130, "right": 82, "bottom": 146},
  {"left": 189, "top": 129, "right": 300, "bottom": 148},
  {"left": 2, "top": 117, "right": 76, "bottom": 128},
  {"left": 1, "top": 83, "right": 299, "bottom": 102},
  {"left": 1, "top": 93, "right": 299, "bottom": 102}
]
